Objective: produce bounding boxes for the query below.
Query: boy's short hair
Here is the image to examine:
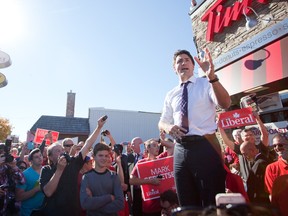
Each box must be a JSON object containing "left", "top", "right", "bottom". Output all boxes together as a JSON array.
[
  {"left": 93, "top": 143, "right": 111, "bottom": 156},
  {"left": 28, "top": 148, "right": 41, "bottom": 161}
]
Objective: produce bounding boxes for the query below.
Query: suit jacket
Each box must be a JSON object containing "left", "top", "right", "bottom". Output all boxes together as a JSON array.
[{"left": 247, "top": 153, "right": 270, "bottom": 204}]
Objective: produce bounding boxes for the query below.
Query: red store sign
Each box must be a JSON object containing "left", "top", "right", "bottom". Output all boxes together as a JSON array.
[{"left": 201, "top": 0, "right": 268, "bottom": 41}]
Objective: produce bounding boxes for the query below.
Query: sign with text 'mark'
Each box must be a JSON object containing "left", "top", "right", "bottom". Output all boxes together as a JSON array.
[
  {"left": 136, "top": 156, "right": 175, "bottom": 201},
  {"left": 34, "top": 128, "right": 59, "bottom": 145},
  {"left": 218, "top": 107, "right": 256, "bottom": 129}
]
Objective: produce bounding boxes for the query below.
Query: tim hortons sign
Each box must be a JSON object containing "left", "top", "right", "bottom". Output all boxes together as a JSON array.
[
  {"left": 218, "top": 107, "right": 256, "bottom": 129},
  {"left": 201, "top": 0, "right": 268, "bottom": 41}
]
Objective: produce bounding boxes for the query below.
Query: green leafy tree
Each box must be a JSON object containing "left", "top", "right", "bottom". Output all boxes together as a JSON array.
[{"left": 0, "top": 117, "right": 12, "bottom": 142}]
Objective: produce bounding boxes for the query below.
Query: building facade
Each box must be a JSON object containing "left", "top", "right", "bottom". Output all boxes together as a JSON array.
[{"left": 189, "top": 0, "right": 288, "bottom": 139}]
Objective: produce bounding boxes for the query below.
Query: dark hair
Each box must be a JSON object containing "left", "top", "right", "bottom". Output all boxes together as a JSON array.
[
  {"left": 93, "top": 143, "right": 111, "bottom": 156},
  {"left": 160, "top": 189, "right": 179, "bottom": 205},
  {"left": 113, "top": 144, "right": 123, "bottom": 154},
  {"left": 16, "top": 160, "right": 27, "bottom": 169},
  {"left": 173, "top": 50, "right": 195, "bottom": 66},
  {"left": 28, "top": 148, "right": 41, "bottom": 161}
]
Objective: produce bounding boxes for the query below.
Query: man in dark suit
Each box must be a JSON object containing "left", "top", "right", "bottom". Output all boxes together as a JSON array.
[{"left": 240, "top": 140, "right": 270, "bottom": 204}]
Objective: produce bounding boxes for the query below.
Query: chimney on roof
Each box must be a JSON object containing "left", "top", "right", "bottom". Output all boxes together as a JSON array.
[{"left": 66, "top": 90, "right": 75, "bottom": 117}]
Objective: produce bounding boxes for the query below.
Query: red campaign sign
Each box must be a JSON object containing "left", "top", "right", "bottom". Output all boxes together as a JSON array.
[
  {"left": 33, "top": 128, "right": 59, "bottom": 145},
  {"left": 218, "top": 107, "right": 256, "bottom": 129},
  {"left": 136, "top": 156, "right": 176, "bottom": 201}
]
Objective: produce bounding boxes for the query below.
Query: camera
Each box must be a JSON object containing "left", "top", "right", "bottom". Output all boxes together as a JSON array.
[
  {"left": 101, "top": 130, "right": 109, "bottom": 136},
  {"left": 102, "top": 115, "right": 108, "bottom": 121},
  {"left": 156, "top": 174, "right": 163, "bottom": 179},
  {"left": 4, "top": 138, "right": 14, "bottom": 163},
  {"left": 113, "top": 144, "right": 123, "bottom": 156},
  {"left": 61, "top": 152, "right": 71, "bottom": 163}
]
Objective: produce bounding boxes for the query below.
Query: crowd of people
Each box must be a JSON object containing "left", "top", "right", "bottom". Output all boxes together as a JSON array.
[{"left": 1, "top": 49, "right": 288, "bottom": 216}]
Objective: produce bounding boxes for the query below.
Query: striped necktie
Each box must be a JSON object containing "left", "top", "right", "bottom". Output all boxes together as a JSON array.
[{"left": 180, "top": 81, "right": 190, "bottom": 133}]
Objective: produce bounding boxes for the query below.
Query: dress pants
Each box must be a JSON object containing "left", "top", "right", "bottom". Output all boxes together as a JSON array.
[{"left": 174, "top": 134, "right": 226, "bottom": 207}]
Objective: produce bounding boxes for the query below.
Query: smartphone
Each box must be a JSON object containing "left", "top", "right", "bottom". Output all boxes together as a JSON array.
[
  {"left": 102, "top": 115, "right": 108, "bottom": 121},
  {"left": 215, "top": 193, "right": 246, "bottom": 215},
  {"left": 215, "top": 193, "right": 246, "bottom": 206},
  {"left": 27, "top": 142, "right": 34, "bottom": 150}
]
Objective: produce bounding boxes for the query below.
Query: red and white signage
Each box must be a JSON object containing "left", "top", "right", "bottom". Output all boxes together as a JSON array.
[
  {"left": 201, "top": 0, "right": 268, "bottom": 41},
  {"left": 246, "top": 121, "right": 288, "bottom": 145},
  {"left": 218, "top": 107, "right": 256, "bottom": 129},
  {"left": 136, "top": 156, "right": 176, "bottom": 201},
  {"left": 33, "top": 128, "right": 59, "bottom": 145}
]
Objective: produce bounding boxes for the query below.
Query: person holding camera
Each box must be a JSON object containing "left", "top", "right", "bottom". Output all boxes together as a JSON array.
[
  {"left": 0, "top": 142, "right": 25, "bottom": 216},
  {"left": 38, "top": 115, "right": 107, "bottom": 216}
]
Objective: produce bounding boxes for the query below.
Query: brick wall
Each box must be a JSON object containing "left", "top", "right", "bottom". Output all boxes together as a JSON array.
[{"left": 190, "top": 0, "right": 288, "bottom": 59}]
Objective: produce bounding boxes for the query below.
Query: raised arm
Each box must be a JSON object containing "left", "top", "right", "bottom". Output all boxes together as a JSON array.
[
  {"left": 106, "top": 130, "right": 116, "bottom": 148},
  {"left": 218, "top": 127, "right": 236, "bottom": 151},
  {"left": 80, "top": 116, "right": 107, "bottom": 160},
  {"left": 254, "top": 113, "right": 269, "bottom": 146},
  {"left": 194, "top": 48, "right": 231, "bottom": 109}
]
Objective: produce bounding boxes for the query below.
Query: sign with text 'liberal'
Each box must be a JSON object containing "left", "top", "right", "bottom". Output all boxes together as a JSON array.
[
  {"left": 34, "top": 128, "right": 59, "bottom": 145},
  {"left": 136, "top": 156, "right": 175, "bottom": 201},
  {"left": 218, "top": 107, "right": 256, "bottom": 129}
]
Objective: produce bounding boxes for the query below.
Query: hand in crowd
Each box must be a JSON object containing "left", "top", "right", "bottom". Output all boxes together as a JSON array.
[
  {"left": 166, "top": 125, "right": 186, "bottom": 139},
  {"left": 121, "top": 183, "right": 128, "bottom": 191},
  {"left": 115, "top": 155, "right": 122, "bottom": 165},
  {"left": 159, "top": 130, "right": 166, "bottom": 141},
  {"left": 86, "top": 187, "right": 92, "bottom": 197},
  {"left": 149, "top": 177, "right": 161, "bottom": 186},
  {"left": 98, "top": 116, "right": 107, "bottom": 128},
  {"left": 110, "top": 195, "right": 115, "bottom": 201},
  {"left": 22, "top": 142, "right": 28, "bottom": 151},
  {"left": 57, "top": 155, "right": 68, "bottom": 171},
  {"left": 105, "top": 130, "right": 111, "bottom": 136}
]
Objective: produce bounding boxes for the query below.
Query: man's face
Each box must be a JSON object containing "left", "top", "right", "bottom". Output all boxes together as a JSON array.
[
  {"left": 240, "top": 147, "right": 254, "bottom": 162},
  {"left": 94, "top": 150, "right": 110, "bottom": 169},
  {"left": 31, "top": 152, "right": 43, "bottom": 166},
  {"left": 63, "top": 140, "right": 74, "bottom": 154},
  {"left": 174, "top": 54, "right": 194, "bottom": 82},
  {"left": 131, "top": 138, "right": 142, "bottom": 154},
  {"left": 273, "top": 137, "right": 288, "bottom": 159},
  {"left": 51, "top": 145, "right": 64, "bottom": 163},
  {"left": 241, "top": 131, "right": 255, "bottom": 143}
]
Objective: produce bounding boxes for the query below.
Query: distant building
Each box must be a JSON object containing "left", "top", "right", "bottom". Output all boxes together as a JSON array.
[
  {"left": 89, "top": 107, "right": 161, "bottom": 143},
  {"left": 30, "top": 115, "right": 90, "bottom": 142},
  {"left": 29, "top": 91, "right": 161, "bottom": 144}
]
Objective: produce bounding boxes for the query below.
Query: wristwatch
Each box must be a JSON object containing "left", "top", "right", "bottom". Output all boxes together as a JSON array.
[{"left": 209, "top": 75, "right": 219, "bottom": 83}]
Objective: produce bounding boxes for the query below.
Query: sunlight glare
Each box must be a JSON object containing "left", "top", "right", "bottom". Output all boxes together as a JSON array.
[{"left": 0, "top": 0, "right": 26, "bottom": 44}]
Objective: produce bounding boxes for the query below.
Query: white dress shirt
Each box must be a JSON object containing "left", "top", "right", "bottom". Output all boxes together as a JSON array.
[{"left": 160, "top": 76, "right": 218, "bottom": 136}]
